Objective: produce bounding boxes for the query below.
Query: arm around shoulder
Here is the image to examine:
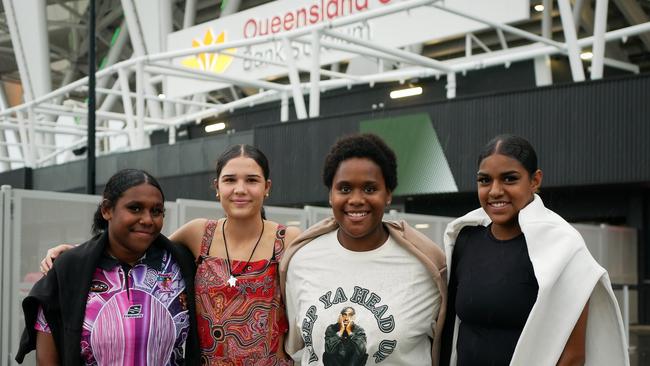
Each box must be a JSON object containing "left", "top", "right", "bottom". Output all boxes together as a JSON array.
[{"left": 169, "top": 218, "right": 208, "bottom": 258}]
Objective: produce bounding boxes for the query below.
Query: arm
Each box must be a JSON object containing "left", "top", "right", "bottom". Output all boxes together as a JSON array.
[
  {"left": 557, "top": 303, "right": 589, "bottom": 366},
  {"left": 35, "top": 331, "right": 59, "bottom": 365},
  {"left": 169, "top": 218, "right": 208, "bottom": 258},
  {"left": 40, "top": 245, "right": 75, "bottom": 274}
]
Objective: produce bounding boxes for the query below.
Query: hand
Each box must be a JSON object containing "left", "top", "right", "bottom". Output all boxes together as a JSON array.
[{"left": 40, "top": 244, "right": 74, "bottom": 274}]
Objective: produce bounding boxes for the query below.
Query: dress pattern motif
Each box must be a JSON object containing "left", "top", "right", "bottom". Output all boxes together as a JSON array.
[{"left": 195, "top": 220, "right": 291, "bottom": 365}]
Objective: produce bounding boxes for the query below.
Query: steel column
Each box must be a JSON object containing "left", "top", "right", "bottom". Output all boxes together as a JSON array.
[
  {"left": 591, "top": 0, "right": 609, "bottom": 79},
  {"left": 309, "top": 31, "right": 321, "bottom": 118},
  {"left": 558, "top": 0, "right": 586, "bottom": 81},
  {"left": 282, "top": 38, "right": 308, "bottom": 120}
]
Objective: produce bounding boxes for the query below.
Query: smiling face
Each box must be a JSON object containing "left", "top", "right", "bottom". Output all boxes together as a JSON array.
[
  {"left": 329, "top": 157, "right": 392, "bottom": 251},
  {"left": 477, "top": 153, "right": 542, "bottom": 240},
  {"left": 102, "top": 183, "right": 165, "bottom": 264},
  {"left": 215, "top": 156, "right": 270, "bottom": 220}
]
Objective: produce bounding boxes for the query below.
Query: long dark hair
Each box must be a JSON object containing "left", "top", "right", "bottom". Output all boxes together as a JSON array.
[
  {"left": 92, "top": 169, "right": 164, "bottom": 235},
  {"left": 478, "top": 134, "right": 538, "bottom": 176}
]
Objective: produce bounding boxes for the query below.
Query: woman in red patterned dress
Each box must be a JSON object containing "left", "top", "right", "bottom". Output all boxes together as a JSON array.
[{"left": 170, "top": 144, "right": 301, "bottom": 365}]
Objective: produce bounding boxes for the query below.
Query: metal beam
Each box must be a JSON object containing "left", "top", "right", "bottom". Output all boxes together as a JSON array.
[
  {"left": 612, "top": 0, "right": 650, "bottom": 51},
  {"left": 282, "top": 37, "right": 308, "bottom": 120},
  {"left": 591, "top": 0, "right": 609, "bottom": 79},
  {"left": 558, "top": 0, "right": 586, "bottom": 81}
]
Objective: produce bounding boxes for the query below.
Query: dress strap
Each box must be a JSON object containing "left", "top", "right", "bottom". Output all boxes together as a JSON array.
[
  {"left": 272, "top": 224, "right": 287, "bottom": 261},
  {"left": 199, "top": 220, "right": 219, "bottom": 257}
]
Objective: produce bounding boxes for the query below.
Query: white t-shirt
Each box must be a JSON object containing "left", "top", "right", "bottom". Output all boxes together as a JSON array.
[{"left": 286, "top": 230, "right": 440, "bottom": 365}]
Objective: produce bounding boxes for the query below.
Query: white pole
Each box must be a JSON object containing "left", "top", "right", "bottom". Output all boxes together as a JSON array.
[
  {"left": 281, "top": 37, "right": 307, "bottom": 120},
  {"left": 309, "top": 31, "right": 321, "bottom": 118},
  {"left": 591, "top": 0, "right": 609, "bottom": 79},
  {"left": 557, "top": 0, "right": 586, "bottom": 81}
]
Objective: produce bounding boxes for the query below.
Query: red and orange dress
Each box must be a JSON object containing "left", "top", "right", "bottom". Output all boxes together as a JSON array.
[{"left": 194, "top": 219, "right": 291, "bottom": 365}]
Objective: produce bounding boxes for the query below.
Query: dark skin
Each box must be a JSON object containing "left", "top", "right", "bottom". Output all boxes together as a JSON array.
[
  {"left": 478, "top": 153, "right": 587, "bottom": 365},
  {"left": 35, "top": 331, "right": 58, "bottom": 365}
]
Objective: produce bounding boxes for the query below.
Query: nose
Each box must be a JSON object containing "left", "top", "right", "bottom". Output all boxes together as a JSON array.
[
  {"left": 348, "top": 189, "right": 365, "bottom": 205},
  {"left": 139, "top": 210, "right": 155, "bottom": 225},
  {"left": 488, "top": 181, "right": 503, "bottom": 197},
  {"left": 233, "top": 180, "right": 245, "bottom": 194}
]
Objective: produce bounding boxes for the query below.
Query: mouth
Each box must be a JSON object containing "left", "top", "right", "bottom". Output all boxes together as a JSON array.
[
  {"left": 488, "top": 201, "right": 510, "bottom": 208},
  {"left": 345, "top": 211, "right": 369, "bottom": 221},
  {"left": 131, "top": 230, "right": 156, "bottom": 237}
]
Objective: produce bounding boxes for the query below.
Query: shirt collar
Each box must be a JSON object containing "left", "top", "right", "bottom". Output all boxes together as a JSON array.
[{"left": 97, "top": 242, "right": 165, "bottom": 271}]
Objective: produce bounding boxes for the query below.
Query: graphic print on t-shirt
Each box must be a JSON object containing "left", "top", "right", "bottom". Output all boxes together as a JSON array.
[{"left": 301, "top": 286, "right": 397, "bottom": 364}]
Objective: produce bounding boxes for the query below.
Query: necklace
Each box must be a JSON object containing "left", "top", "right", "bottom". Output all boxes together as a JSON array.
[{"left": 222, "top": 217, "right": 265, "bottom": 287}]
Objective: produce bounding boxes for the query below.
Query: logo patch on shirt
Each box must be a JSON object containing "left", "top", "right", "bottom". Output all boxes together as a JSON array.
[
  {"left": 124, "top": 304, "right": 144, "bottom": 318},
  {"left": 157, "top": 273, "right": 173, "bottom": 292},
  {"left": 89, "top": 280, "right": 109, "bottom": 293}
]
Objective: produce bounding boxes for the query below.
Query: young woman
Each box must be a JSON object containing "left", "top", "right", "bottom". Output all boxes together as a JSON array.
[
  {"left": 16, "top": 169, "right": 199, "bottom": 365},
  {"left": 440, "top": 135, "right": 628, "bottom": 366},
  {"left": 170, "top": 144, "right": 300, "bottom": 365},
  {"left": 280, "top": 133, "right": 447, "bottom": 366}
]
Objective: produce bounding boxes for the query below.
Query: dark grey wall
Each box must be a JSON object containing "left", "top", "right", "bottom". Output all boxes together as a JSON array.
[{"left": 25, "top": 131, "right": 253, "bottom": 200}]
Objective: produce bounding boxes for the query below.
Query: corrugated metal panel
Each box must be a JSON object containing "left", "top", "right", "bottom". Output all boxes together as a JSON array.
[{"left": 258, "top": 74, "right": 650, "bottom": 203}]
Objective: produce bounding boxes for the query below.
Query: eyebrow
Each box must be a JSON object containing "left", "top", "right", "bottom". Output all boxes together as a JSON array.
[
  {"left": 220, "top": 173, "right": 263, "bottom": 178},
  {"left": 476, "top": 170, "right": 520, "bottom": 176}
]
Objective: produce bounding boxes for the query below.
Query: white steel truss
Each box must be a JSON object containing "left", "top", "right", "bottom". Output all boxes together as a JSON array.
[{"left": 0, "top": 0, "right": 649, "bottom": 171}]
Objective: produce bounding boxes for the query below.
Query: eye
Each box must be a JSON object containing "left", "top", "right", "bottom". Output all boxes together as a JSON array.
[
  {"left": 151, "top": 207, "right": 165, "bottom": 217},
  {"left": 127, "top": 205, "right": 142, "bottom": 213},
  {"left": 339, "top": 186, "right": 351, "bottom": 194},
  {"left": 504, "top": 175, "right": 520, "bottom": 183},
  {"left": 221, "top": 177, "right": 235, "bottom": 183},
  {"left": 477, "top": 176, "right": 490, "bottom": 185},
  {"left": 363, "top": 185, "right": 377, "bottom": 194}
]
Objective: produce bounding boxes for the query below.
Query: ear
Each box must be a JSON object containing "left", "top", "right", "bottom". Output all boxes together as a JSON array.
[
  {"left": 212, "top": 178, "right": 219, "bottom": 190},
  {"left": 100, "top": 201, "right": 113, "bottom": 221},
  {"left": 530, "top": 169, "right": 543, "bottom": 193},
  {"left": 386, "top": 190, "right": 393, "bottom": 207},
  {"left": 328, "top": 189, "right": 333, "bottom": 207},
  {"left": 265, "top": 179, "right": 272, "bottom": 196}
]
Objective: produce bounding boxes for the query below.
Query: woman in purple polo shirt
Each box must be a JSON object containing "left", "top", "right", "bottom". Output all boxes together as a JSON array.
[{"left": 16, "top": 169, "right": 199, "bottom": 365}]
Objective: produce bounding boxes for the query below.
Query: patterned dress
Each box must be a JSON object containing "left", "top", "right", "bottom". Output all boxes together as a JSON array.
[
  {"left": 36, "top": 246, "right": 191, "bottom": 366},
  {"left": 195, "top": 220, "right": 291, "bottom": 365}
]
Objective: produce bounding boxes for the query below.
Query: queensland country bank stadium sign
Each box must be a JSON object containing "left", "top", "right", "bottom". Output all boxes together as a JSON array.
[{"left": 166, "top": 0, "right": 530, "bottom": 98}]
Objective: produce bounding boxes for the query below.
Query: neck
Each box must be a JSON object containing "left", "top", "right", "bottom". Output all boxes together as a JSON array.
[
  {"left": 490, "top": 221, "right": 522, "bottom": 240},
  {"left": 224, "top": 215, "right": 264, "bottom": 243},
  {"left": 337, "top": 225, "right": 388, "bottom": 252},
  {"left": 106, "top": 245, "right": 143, "bottom": 266}
]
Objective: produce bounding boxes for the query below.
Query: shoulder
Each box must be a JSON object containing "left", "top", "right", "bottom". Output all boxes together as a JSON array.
[
  {"left": 170, "top": 218, "right": 211, "bottom": 251},
  {"left": 283, "top": 225, "right": 302, "bottom": 244},
  {"left": 54, "top": 236, "right": 102, "bottom": 269}
]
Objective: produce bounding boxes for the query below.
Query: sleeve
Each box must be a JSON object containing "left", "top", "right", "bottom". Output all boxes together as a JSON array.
[
  {"left": 34, "top": 306, "right": 52, "bottom": 333},
  {"left": 284, "top": 260, "right": 305, "bottom": 361},
  {"left": 439, "top": 228, "right": 467, "bottom": 366}
]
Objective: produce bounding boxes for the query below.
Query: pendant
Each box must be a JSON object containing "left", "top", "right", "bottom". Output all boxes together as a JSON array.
[{"left": 227, "top": 275, "right": 238, "bottom": 287}]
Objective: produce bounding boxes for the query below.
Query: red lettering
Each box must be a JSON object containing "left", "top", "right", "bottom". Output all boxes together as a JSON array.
[
  {"left": 379, "top": 0, "right": 391, "bottom": 3},
  {"left": 271, "top": 16, "right": 281, "bottom": 33},
  {"left": 296, "top": 8, "right": 307, "bottom": 28},
  {"left": 355, "top": 0, "right": 368, "bottom": 11},
  {"left": 243, "top": 18, "right": 257, "bottom": 38},
  {"left": 327, "top": 0, "right": 339, "bottom": 19},
  {"left": 258, "top": 18, "right": 269, "bottom": 36},
  {"left": 309, "top": 4, "right": 320, "bottom": 24},
  {"left": 283, "top": 12, "right": 295, "bottom": 31}
]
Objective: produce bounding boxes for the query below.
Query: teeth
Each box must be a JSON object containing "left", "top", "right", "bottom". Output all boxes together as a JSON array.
[
  {"left": 490, "top": 202, "right": 507, "bottom": 207},
  {"left": 347, "top": 212, "right": 367, "bottom": 217}
]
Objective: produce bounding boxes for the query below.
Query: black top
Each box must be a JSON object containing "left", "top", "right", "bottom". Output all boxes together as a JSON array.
[{"left": 440, "top": 225, "right": 539, "bottom": 366}]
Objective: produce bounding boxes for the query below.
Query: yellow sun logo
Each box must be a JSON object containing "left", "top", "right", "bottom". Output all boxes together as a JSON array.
[{"left": 181, "top": 28, "right": 235, "bottom": 73}]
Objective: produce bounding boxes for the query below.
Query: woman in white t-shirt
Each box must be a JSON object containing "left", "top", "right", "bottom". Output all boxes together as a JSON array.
[{"left": 280, "top": 133, "right": 447, "bottom": 366}]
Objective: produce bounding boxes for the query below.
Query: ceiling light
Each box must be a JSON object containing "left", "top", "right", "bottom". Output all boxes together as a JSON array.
[
  {"left": 158, "top": 93, "right": 166, "bottom": 99},
  {"left": 580, "top": 51, "right": 593, "bottom": 60},
  {"left": 390, "top": 86, "right": 422, "bottom": 99},
  {"left": 534, "top": 4, "right": 544, "bottom": 12},
  {"left": 414, "top": 223, "right": 430, "bottom": 229},
  {"left": 205, "top": 122, "right": 226, "bottom": 133}
]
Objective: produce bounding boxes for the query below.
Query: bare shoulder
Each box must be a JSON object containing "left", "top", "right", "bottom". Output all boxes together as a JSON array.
[
  {"left": 284, "top": 225, "right": 302, "bottom": 244},
  {"left": 170, "top": 218, "right": 210, "bottom": 254}
]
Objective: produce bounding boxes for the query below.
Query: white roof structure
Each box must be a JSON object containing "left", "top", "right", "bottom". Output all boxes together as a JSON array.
[{"left": 0, "top": 0, "right": 649, "bottom": 172}]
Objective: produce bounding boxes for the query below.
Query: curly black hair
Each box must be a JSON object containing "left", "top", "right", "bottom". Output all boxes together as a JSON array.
[{"left": 322, "top": 133, "right": 398, "bottom": 191}]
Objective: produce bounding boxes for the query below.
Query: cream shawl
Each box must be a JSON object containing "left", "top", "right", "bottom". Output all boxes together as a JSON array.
[{"left": 443, "top": 194, "right": 629, "bottom": 366}]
